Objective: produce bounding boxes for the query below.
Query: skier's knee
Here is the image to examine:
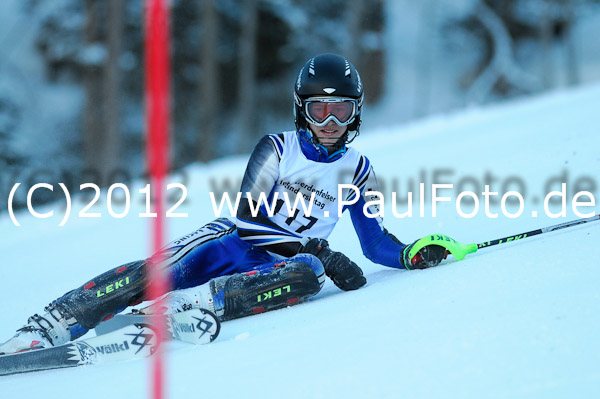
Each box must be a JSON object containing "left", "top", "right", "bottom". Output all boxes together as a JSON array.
[
  {"left": 216, "top": 257, "right": 323, "bottom": 321},
  {"left": 287, "top": 253, "right": 325, "bottom": 289}
]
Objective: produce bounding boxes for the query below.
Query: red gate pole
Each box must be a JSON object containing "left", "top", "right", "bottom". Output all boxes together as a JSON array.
[{"left": 144, "top": 0, "right": 171, "bottom": 398}]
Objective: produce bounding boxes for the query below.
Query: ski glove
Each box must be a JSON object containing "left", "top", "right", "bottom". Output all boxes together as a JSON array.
[
  {"left": 299, "top": 238, "right": 366, "bottom": 291},
  {"left": 400, "top": 240, "right": 448, "bottom": 270}
]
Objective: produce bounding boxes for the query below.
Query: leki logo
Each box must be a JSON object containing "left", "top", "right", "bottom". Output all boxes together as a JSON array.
[
  {"left": 257, "top": 285, "right": 291, "bottom": 303},
  {"left": 97, "top": 277, "right": 131, "bottom": 297},
  {"left": 479, "top": 234, "right": 528, "bottom": 248}
]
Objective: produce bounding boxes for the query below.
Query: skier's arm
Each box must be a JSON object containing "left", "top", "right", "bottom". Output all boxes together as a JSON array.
[
  {"left": 347, "top": 160, "right": 406, "bottom": 268},
  {"left": 349, "top": 198, "right": 407, "bottom": 268},
  {"left": 350, "top": 194, "right": 449, "bottom": 270},
  {"left": 235, "top": 134, "right": 303, "bottom": 257},
  {"left": 348, "top": 162, "right": 449, "bottom": 269}
]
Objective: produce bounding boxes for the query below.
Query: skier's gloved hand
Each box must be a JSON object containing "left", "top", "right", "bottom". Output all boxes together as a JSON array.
[
  {"left": 299, "top": 238, "right": 366, "bottom": 291},
  {"left": 400, "top": 240, "right": 448, "bottom": 270}
]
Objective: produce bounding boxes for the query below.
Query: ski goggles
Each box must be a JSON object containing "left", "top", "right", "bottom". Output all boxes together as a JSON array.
[{"left": 303, "top": 97, "right": 358, "bottom": 127}]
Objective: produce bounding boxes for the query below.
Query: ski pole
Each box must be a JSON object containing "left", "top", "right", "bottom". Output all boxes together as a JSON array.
[
  {"left": 413, "top": 214, "right": 600, "bottom": 261},
  {"left": 476, "top": 213, "right": 600, "bottom": 250}
]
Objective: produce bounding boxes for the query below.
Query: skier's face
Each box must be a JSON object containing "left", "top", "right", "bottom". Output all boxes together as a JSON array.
[{"left": 308, "top": 120, "right": 348, "bottom": 149}]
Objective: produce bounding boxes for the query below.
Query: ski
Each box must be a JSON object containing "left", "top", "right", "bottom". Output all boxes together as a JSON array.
[
  {"left": 95, "top": 307, "right": 221, "bottom": 345},
  {"left": 0, "top": 323, "right": 158, "bottom": 376},
  {"left": 0, "top": 308, "right": 220, "bottom": 376}
]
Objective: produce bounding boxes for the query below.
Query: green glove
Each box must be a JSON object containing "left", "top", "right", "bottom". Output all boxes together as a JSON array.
[{"left": 400, "top": 234, "right": 478, "bottom": 270}]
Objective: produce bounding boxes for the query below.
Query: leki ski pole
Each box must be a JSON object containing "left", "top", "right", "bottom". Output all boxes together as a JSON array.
[
  {"left": 408, "top": 214, "right": 600, "bottom": 261},
  {"left": 476, "top": 213, "right": 600, "bottom": 250}
]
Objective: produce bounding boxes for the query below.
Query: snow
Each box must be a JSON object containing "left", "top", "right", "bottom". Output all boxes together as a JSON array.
[{"left": 1, "top": 83, "right": 600, "bottom": 398}]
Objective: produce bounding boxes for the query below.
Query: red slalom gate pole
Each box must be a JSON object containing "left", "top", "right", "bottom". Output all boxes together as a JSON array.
[{"left": 145, "top": 1, "right": 170, "bottom": 398}]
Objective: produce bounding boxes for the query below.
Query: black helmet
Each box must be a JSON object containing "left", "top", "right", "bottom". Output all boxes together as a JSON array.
[{"left": 294, "top": 53, "right": 364, "bottom": 144}]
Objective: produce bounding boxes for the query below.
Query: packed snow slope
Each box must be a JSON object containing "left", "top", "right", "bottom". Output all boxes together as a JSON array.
[{"left": 1, "top": 84, "right": 599, "bottom": 398}]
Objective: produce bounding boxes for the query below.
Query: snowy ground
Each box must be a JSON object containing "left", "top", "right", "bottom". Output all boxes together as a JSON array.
[{"left": 0, "top": 84, "right": 599, "bottom": 398}]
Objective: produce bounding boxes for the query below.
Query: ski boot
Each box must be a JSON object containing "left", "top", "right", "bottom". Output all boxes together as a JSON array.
[
  {"left": 140, "top": 283, "right": 215, "bottom": 315},
  {"left": 0, "top": 306, "right": 72, "bottom": 355}
]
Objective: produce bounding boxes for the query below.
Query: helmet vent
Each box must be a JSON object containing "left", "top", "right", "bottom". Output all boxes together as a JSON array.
[{"left": 344, "top": 60, "right": 351, "bottom": 77}]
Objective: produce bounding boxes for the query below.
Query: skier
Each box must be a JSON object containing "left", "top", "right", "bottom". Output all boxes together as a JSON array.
[{"left": 0, "top": 53, "right": 449, "bottom": 354}]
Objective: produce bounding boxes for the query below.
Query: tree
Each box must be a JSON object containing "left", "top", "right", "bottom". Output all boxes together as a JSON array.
[
  {"left": 198, "top": 0, "right": 219, "bottom": 162},
  {"left": 449, "top": 0, "right": 581, "bottom": 101},
  {"left": 237, "top": 0, "right": 258, "bottom": 153},
  {"left": 103, "top": 0, "right": 124, "bottom": 184}
]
